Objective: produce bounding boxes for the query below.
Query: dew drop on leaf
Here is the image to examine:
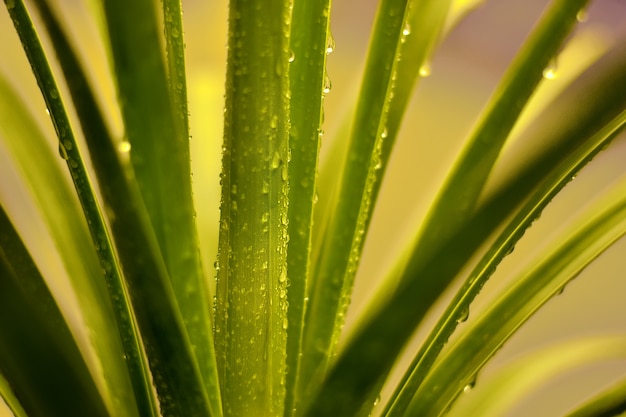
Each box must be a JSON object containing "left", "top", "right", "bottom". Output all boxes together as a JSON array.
[
  {"left": 463, "top": 376, "right": 476, "bottom": 392},
  {"left": 326, "top": 32, "right": 335, "bottom": 55},
  {"left": 288, "top": 50, "right": 295, "bottom": 63},
  {"left": 543, "top": 59, "right": 558, "bottom": 80},
  {"left": 419, "top": 63, "right": 432, "bottom": 77},
  {"left": 456, "top": 308, "right": 469, "bottom": 323},
  {"left": 323, "top": 73, "right": 332, "bottom": 95},
  {"left": 271, "top": 152, "right": 281, "bottom": 169},
  {"left": 58, "top": 142, "right": 69, "bottom": 160},
  {"left": 118, "top": 140, "right": 132, "bottom": 153}
]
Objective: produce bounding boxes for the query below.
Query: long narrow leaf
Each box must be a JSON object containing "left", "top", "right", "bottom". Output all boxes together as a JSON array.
[
  {"left": 384, "top": 41, "right": 626, "bottom": 417},
  {"left": 0, "top": 69, "right": 140, "bottom": 417},
  {"left": 0, "top": 367, "right": 29, "bottom": 417},
  {"left": 448, "top": 336, "right": 626, "bottom": 417},
  {"left": 3, "top": 1, "right": 154, "bottom": 415},
  {"left": 6, "top": 0, "right": 212, "bottom": 414},
  {"left": 407, "top": 169, "right": 626, "bottom": 416},
  {"left": 0, "top": 204, "right": 109, "bottom": 417},
  {"left": 285, "top": 0, "right": 332, "bottom": 415},
  {"left": 396, "top": 0, "right": 589, "bottom": 293},
  {"left": 100, "top": 0, "right": 220, "bottom": 412},
  {"left": 305, "top": 81, "right": 625, "bottom": 417},
  {"left": 300, "top": 0, "right": 411, "bottom": 404},
  {"left": 215, "top": 0, "right": 291, "bottom": 415},
  {"left": 566, "top": 376, "right": 626, "bottom": 417}
]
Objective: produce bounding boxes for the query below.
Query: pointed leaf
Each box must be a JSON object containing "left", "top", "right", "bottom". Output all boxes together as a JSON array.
[{"left": 0, "top": 205, "right": 109, "bottom": 417}]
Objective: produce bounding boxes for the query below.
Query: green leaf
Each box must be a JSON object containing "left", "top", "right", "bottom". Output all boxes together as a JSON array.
[
  {"left": 0, "top": 371, "right": 28, "bottom": 417},
  {"left": 0, "top": 68, "right": 140, "bottom": 417},
  {"left": 397, "top": 0, "right": 589, "bottom": 291},
  {"left": 407, "top": 166, "right": 626, "bottom": 416},
  {"left": 301, "top": 0, "right": 412, "bottom": 405},
  {"left": 285, "top": 0, "right": 331, "bottom": 415},
  {"left": 101, "top": 0, "right": 220, "bottom": 412},
  {"left": 5, "top": 0, "right": 213, "bottom": 414},
  {"left": 383, "top": 41, "right": 626, "bottom": 417},
  {"left": 214, "top": 0, "right": 291, "bottom": 415},
  {"left": 305, "top": 1, "right": 591, "bottom": 415},
  {"left": 3, "top": 1, "right": 154, "bottom": 415},
  {"left": 0, "top": 204, "right": 109, "bottom": 417},
  {"left": 448, "top": 336, "right": 626, "bottom": 417},
  {"left": 566, "top": 376, "right": 626, "bottom": 417}
]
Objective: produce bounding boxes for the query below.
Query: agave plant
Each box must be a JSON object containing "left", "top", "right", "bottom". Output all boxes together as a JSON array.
[{"left": 1, "top": 0, "right": 625, "bottom": 416}]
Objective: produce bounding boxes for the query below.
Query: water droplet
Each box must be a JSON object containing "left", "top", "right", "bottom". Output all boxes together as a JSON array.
[
  {"left": 262, "top": 180, "right": 270, "bottom": 194},
  {"left": 556, "top": 284, "right": 565, "bottom": 295},
  {"left": 49, "top": 89, "right": 59, "bottom": 99},
  {"left": 58, "top": 142, "right": 69, "bottom": 160},
  {"left": 288, "top": 50, "right": 295, "bottom": 63},
  {"left": 419, "top": 63, "right": 432, "bottom": 77},
  {"left": 504, "top": 244, "right": 515, "bottom": 256},
  {"left": 323, "top": 73, "right": 332, "bottom": 95},
  {"left": 456, "top": 308, "right": 469, "bottom": 323},
  {"left": 464, "top": 376, "right": 476, "bottom": 392},
  {"left": 231, "top": 184, "right": 238, "bottom": 195},
  {"left": 279, "top": 268, "right": 287, "bottom": 283},
  {"left": 402, "top": 23, "right": 411, "bottom": 36},
  {"left": 381, "top": 127, "right": 388, "bottom": 138},
  {"left": 261, "top": 212, "right": 269, "bottom": 223},
  {"left": 63, "top": 139, "right": 73, "bottom": 151},
  {"left": 576, "top": 7, "right": 589, "bottom": 23},
  {"left": 326, "top": 32, "right": 335, "bottom": 54},
  {"left": 171, "top": 27, "right": 180, "bottom": 38},
  {"left": 282, "top": 318, "right": 288, "bottom": 329},
  {"left": 118, "top": 141, "right": 131, "bottom": 153},
  {"left": 543, "top": 59, "right": 558, "bottom": 80},
  {"left": 374, "top": 159, "right": 382, "bottom": 170},
  {"left": 271, "top": 152, "right": 281, "bottom": 169}
]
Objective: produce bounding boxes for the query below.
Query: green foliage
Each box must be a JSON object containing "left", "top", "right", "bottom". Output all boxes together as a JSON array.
[{"left": 0, "top": 0, "right": 625, "bottom": 416}]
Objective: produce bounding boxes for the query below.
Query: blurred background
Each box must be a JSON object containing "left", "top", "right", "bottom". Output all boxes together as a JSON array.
[{"left": 1, "top": 0, "right": 626, "bottom": 416}]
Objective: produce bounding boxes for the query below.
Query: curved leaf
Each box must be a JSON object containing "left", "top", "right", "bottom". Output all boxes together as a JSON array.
[
  {"left": 408, "top": 168, "right": 626, "bottom": 416},
  {"left": 448, "top": 336, "right": 626, "bottom": 417},
  {"left": 0, "top": 68, "right": 140, "bottom": 417},
  {"left": 384, "top": 41, "right": 626, "bottom": 417},
  {"left": 0, "top": 205, "right": 109, "bottom": 417},
  {"left": 301, "top": 2, "right": 456, "bottom": 411},
  {"left": 6, "top": 0, "right": 212, "bottom": 414},
  {"left": 566, "top": 376, "right": 626, "bottom": 417}
]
